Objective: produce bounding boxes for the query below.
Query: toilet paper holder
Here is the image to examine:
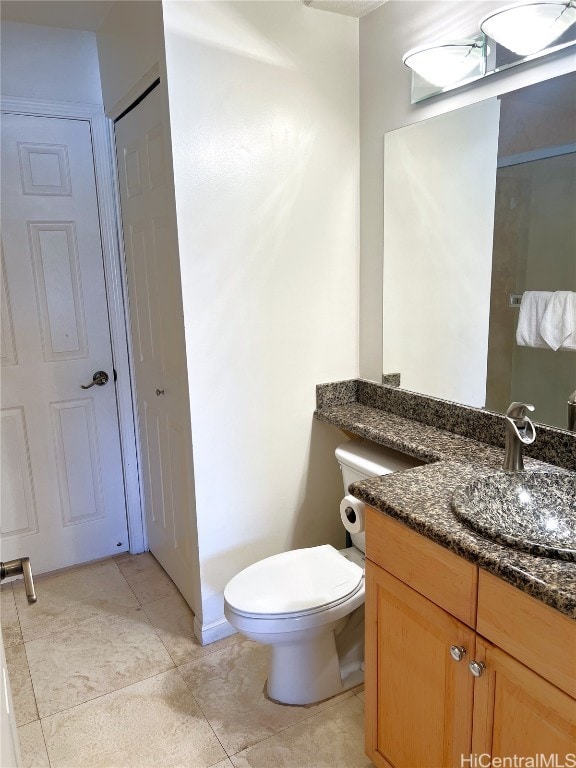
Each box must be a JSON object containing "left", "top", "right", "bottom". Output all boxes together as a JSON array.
[
  {"left": 343, "top": 505, "right": 358, "bottom": 525},
  {"left": 340, "top": 495, "right": 366, "bottom": 536}
]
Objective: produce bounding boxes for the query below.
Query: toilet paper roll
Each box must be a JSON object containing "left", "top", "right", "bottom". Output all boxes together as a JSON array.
[{"left": 339, "top": 495, "right": 366, "bottom": 535}]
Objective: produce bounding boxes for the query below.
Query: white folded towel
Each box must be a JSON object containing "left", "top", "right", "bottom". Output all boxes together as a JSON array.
[
  {"left": 516, "top": 291, "right": 553, "bottom": 348},
  {"left": 540, "top": 291, "right": 576, "bottom": 351}
]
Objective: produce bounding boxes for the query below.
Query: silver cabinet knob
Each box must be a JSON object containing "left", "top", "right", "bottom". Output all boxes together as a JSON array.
[
  {"left": 469, "top": 660, "right": 486, "bottom": 677},
  {"left": 449, "top": 645, "right": 467, "bottom": 662}
]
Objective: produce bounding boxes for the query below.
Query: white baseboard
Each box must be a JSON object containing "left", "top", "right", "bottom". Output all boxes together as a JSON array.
[{"left": 194, "top": 615, "right": 237, "bottom": 646}]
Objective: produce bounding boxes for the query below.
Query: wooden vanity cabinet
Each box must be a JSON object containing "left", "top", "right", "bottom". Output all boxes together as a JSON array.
[
  {"left": 365, "top": 507, "right": 576, "bottom": 768},
  {"left": 365, "top": 562, "right": 476, "bottom": 768},
  {"left": 471, "top": 639, "right": 576, "bottom": 758}
]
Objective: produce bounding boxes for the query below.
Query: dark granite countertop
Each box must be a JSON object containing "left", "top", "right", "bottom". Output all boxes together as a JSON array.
[{"left": 315, "top": 397, "right": 576, "bottom": 619}]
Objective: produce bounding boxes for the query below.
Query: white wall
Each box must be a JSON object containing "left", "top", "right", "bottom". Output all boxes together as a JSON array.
[
  {"left": 359, "top": 0, "right": 576, "bottom": 380},
  {"left": 96, "top": 1, "right": 165, "bottom": 116},
  {"left": 0, "top": 21, "right": 102, "bottom": 103},
  {"left": 162, "top": 0, "right": 359, "bottom": 638},
  {"left": 95, "top": 1, "right": 203, "bottom": 621}
]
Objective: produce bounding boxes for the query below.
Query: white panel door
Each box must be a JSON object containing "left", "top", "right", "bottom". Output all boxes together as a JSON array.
[
  {"left": 115, "top": 86, "right": 197, "bottom": 609},
  {"left": 1, "top": 114, "right": 129, "bottom": 573},
  {"left": 1, "top": 637, "right": 21, "bottom": 768}
]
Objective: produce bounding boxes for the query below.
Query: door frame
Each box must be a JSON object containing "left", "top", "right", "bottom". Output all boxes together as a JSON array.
[{"left": 0, "top": 96, "right": 146, "bottom": 555}]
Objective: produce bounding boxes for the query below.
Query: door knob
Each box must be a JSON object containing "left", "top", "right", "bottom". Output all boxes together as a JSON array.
[
  {"left": 0, "top": 557, "right": 37, "bottom": 603},
  {"left": 81, "top": 371, "right": 109, "bottom": 389}
]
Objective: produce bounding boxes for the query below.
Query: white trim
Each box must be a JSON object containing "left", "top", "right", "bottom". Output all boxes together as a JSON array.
[
  {"left": 107, "top": 63, "right": 160, "bottom": 121},
  {"left": 1, "top": 95, "right": 146, "bottom": 555},
  {"left": 0, "top": 97, "right": 102, "bottom": 120},
  {"left": 92, "top": 110, "right": 146, "bottom": 554},
  {"left": 194, "top": 616, "right": 237, "bottom": 647},
  {"left": 105, "top": 118, "right": 147, "bottom": 553}
]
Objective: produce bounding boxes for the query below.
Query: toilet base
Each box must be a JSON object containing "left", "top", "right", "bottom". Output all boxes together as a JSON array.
[
  {"left": 223, "top": 556, "right": 366, "bottom": 707},
  {"left": 266, "top": 625, "right": 362, "bottom": 706},
  {"left": 267, "top": 665, "right": 364, "bottom": 707}
]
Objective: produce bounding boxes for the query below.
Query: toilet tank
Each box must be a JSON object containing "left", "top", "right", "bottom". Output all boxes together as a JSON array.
[
  {"left": 335, "top": 439, "right": 423, "bottom": 553},
  {"left": 336, "top": 439, "right": 423, "bottom": 490}
]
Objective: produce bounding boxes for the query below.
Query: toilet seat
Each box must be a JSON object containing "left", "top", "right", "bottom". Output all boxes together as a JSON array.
[{"left": 224, "top": 544, "right": 363, "bottom": 619}]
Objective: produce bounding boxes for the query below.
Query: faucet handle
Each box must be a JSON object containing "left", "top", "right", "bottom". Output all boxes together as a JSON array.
[
  {"left": 505, "top": 402, "right": 535, "bottom": 422},
  {"left": 502, "top": 402, "right": 536, "bottom": 471},
  {"left": 505, "top": 401, "right": 536, "bottom": 451},
  {"left": 568, "top": 391, "right": 576, "bottom": 432}
]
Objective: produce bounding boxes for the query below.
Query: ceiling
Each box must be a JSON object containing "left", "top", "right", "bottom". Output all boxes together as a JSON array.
[
  {"left": 0, "top": 0, "right": 387, "bottom": 31},
  {"left": 303, "top": 0, "right": 387, "bottom": 17},
  {"left": 0, "top": 1, "right": 114, "bottom": 31}
]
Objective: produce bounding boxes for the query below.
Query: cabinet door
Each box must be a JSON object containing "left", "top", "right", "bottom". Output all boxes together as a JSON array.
[
  {"left": 365, "top": 561, "right": 475, "bottom": 768},
  {"left": 472, "top": 638, "right": 576, "bottom": 759}
]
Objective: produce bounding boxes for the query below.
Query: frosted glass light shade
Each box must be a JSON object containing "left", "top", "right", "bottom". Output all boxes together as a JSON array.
[
  {"left": 403, "top": 41, "right": 484, "bottom": 87},
  {"left": 480, "top": 1, "right": 576, "bottom": 55}
]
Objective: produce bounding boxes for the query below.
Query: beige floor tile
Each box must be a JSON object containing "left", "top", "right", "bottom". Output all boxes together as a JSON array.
[
  {"left": 4, "top": 642, "right": 38, "bottom": 726},
  {"left": 356, "top": 690, "right": 365, "bottom": 702},
  {"left": 230, "top": 696, "right": 374, "bottom": 767},
  {"left": 1, "top": 584, "right": 23, "bottom": 647},
  {"left": 18, "top": 720, "right": 50, "bottom": 768},
  {"left": 117, "top": 553, "right": 179, "bottom": 603},
  {"left": 26, "top": 607, "right": 174, "bottom": 718},
  {"left": 143, "top": 593, "right": 241, "bottom": 665},
  {"left": 13, "top": 561, "right": 139, "bottom": 642},
  {"left": 179, "top": 638, "right": 353, "bottom": 756},
  {"left": 42, "top": 668, "right": 227, "bottom": 768},
  {"left": 110, "top": 550, "right": 133, "bottom": 563}
]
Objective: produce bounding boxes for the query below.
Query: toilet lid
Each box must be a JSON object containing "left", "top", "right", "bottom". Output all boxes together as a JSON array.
[{"left": 224, "top": 545, "right": 363, "bottom": 617}]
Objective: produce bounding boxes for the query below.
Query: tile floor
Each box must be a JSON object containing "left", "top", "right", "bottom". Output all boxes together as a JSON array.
[{"left": 1, "top": 553, "right": 373, "bottom": 768}]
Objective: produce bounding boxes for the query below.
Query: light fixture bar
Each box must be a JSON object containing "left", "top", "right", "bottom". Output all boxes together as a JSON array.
[
  {"left": 480, "top": 0, "right": 576, "bottom": 56},
  {"left": 403, "top": 39, "right": 485, "bottom": 88},
  {"left": 403, "top": 0, "right": 576, "bottom": 102}
]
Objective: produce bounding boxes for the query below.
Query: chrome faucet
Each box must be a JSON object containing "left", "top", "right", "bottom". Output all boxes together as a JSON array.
[
  {"left": 503, "top": 402, "right": 536, "bottom": 472},
  {"left": 568, "top": 390, "right": 576, "bottom": 432}
]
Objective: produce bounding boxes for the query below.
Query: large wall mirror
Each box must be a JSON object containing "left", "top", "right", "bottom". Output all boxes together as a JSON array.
[{"left": 382, "top": 71, "right": 576, "bottom": 431}]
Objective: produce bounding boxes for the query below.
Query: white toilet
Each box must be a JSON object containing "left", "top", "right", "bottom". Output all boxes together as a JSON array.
[{"left": 223, "top": 439, "right": 421, "bottom": 705}]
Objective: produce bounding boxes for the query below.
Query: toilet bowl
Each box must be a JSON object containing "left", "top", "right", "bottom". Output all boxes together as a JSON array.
[{"left": 223, "top": 439, "right": 422, "bottom": 705}]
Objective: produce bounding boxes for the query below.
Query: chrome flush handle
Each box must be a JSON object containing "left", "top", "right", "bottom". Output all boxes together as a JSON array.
[{"left": 81, "top": 371, "right": 109, "bottom": 389}]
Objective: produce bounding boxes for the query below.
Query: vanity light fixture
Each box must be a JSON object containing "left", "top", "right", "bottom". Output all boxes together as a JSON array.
[
  {"left": 402, "top": 39, "right": 485, "bottom": 87},
  {"left": 403, "top": 0, "right": 576, "bottom": 100},
  {"left": 480, "top": 0, "right": 576, "bottom": 56}
]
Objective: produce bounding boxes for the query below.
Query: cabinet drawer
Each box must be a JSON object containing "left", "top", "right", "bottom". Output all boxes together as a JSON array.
[
  {"left": 365, "top": 506, "right": 478, "bottom": 627},
  {"left": 477, "top": 570, "right": 576, "bottom": 698}
]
